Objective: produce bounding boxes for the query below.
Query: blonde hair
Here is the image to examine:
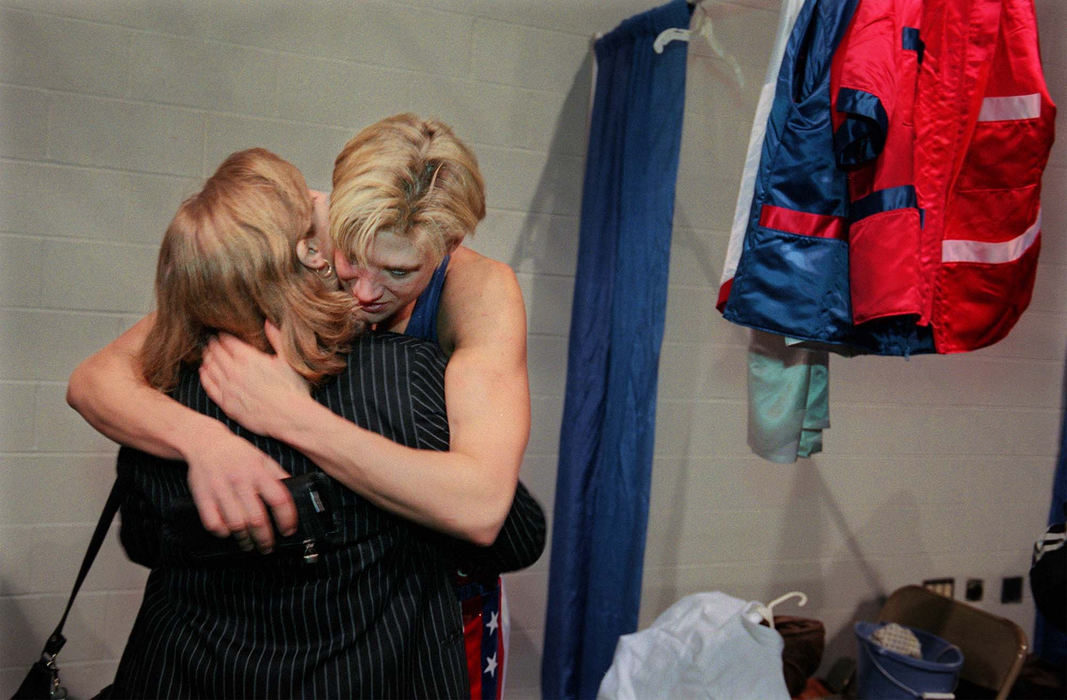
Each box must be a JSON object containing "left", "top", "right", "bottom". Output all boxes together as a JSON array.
[
  {"left": 141, "top": 148, "right": 359, "bottom": 391},
  {"left": 330, "top": 113, "right": 485, "bottom": 266}
]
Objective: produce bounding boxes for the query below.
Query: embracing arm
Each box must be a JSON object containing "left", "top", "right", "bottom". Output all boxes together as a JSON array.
[
  {"left": 434, "top": 252, "right": 532, "bottom": 542},
  {"left": 68, "top": 314, "right": 204, "bottom": 459},
  {"left": 201, "top": 252, "right": 531, "bottom": 546},
  {"left": 445, "top": 480, "right": 546, "bottom": 577},
  {"left": 66, "top": 313, "right": 297, "bottom": 548}
]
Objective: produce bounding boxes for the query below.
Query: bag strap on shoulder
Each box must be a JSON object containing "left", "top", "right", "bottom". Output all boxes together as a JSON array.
[{"left": 41, "top": 479, "right": 125, "bottom": 660}]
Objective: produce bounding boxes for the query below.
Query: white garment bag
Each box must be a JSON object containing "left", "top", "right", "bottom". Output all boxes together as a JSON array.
[{"left": 597, "top": 591, "right": 792, "bottom": 700}]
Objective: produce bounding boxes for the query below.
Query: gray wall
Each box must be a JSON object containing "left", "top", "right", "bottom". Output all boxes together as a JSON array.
[{"left": 1, "top": 1, "right": 1064, "bottom": 697}]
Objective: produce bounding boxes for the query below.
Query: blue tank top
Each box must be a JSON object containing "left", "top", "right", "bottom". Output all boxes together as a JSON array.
[{"left": 403, "top": 254, "right": 449, "bottom": 344}]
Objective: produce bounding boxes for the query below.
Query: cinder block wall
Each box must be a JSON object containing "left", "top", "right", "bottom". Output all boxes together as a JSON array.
[{"left": 1, "top": 1, "right": 1063, "bottom": 698}]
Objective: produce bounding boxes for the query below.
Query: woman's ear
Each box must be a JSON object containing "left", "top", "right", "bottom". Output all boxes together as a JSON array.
[{"left": 296, "top": 235, "right": 328, "bottom": 271}]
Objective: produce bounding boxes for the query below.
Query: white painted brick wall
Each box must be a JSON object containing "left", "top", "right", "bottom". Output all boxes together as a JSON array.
[{"left": 1, "top": 1, "right": 1063, "bottom": 698}]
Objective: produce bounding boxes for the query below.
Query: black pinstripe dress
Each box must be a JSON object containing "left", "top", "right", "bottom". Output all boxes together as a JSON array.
[{"left": 110, "top": 333, "right": 471, "bottom": 699}]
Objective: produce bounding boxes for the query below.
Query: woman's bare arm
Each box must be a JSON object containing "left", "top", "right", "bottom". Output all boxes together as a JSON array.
[
  {"left": 200, "top": 251, "right": 531, "bottom": 545},
  {"left": 66, "top": 313, "right": 298, "bottom": 550}
]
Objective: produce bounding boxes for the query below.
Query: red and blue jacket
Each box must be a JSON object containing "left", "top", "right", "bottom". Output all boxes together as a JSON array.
[{"left": 719, "top": 0, "right": 1055, "bottom": 355}]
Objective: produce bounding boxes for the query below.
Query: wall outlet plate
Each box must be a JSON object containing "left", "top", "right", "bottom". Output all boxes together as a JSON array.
[
  {"left": 1001, "top": 576, "right": 1024, "bottom": 603},
  {"left": 923, "top": 578, "right": 955, "bottom": 598}
]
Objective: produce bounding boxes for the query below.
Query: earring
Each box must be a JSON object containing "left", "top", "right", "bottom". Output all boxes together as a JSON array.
[{"left": 317, "top": 262, "right": 334, "bottom": 279}]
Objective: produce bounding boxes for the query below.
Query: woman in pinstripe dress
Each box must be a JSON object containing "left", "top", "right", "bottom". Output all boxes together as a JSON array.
[{"left": 106, "top": 148, "right": 542, "bottom": 698}]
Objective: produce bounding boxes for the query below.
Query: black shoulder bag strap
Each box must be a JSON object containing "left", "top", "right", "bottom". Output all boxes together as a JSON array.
[{"left": 13, "top": 479, "right": 125, "bottom": 700}]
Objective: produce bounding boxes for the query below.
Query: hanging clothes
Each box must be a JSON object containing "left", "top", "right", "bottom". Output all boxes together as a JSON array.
[
  {"left": 720, "top": 0, "right": 833, "bottom": 463},
  {"left": 834, "top": 0, "right": 1056, "bottom": 352},
  {"left": 718, "top": 0, "right": 890, "bottom": 351},
  {"left": 748, "top": 331, "right": 830, "bottom": 463},
  {"left": 718, "top": 0, "right": 1055, "bottom": 357},
  {"left": 912, "top": 0, "right": 1056, "bottom": 353},
  {"left": 830, "top": 0, "right": 925, "bottom": 327},
  {"left": 542, "top": 1, "right": 691, "bottom": 697},
  {"left": 719, "top": 0, "right": 807, "bottom": 302}
]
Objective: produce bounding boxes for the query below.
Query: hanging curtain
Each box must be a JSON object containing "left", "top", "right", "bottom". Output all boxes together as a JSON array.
[
  {"left": 1034, "top": 397, "right": 1067, "bottom": 663},
  {"left": 541, "top": 1, "right": 691, "bottom": 698}
]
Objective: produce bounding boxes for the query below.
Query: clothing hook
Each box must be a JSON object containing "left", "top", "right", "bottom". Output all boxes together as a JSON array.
[
  {"left": 653, "top": 27, "right": 690, "bottom": 54},
  {"left": 753, "top": 591, "right": 809, "bottom": 629},
  {"left": 767, "top": 590, "right": 808, "bottom": 612}
]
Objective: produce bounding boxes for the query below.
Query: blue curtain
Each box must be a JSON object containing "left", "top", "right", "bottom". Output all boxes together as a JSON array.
[
  {"left": 1034, "top": 399, "right": 1067, "bottom": 663},
  {"left": 541, "top": 2, "right": 691, "bottom": 698}
]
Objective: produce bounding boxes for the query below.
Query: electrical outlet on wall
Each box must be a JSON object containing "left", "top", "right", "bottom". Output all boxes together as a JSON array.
[
  {"left": 922, "top": 578, "right": 955, "bottom": 598},
  {"left": 1001, "top": 576, "right": 1024, "bottom": 603}
]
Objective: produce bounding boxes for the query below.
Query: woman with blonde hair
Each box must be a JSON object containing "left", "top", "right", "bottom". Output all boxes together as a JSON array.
[{"left": 108, "top": 147, "right": 542, "bottom": 698}]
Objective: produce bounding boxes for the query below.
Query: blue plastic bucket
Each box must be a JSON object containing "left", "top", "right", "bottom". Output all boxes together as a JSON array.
[{"left": 854, "top": 621, "right": 964, "bottom": 699}]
